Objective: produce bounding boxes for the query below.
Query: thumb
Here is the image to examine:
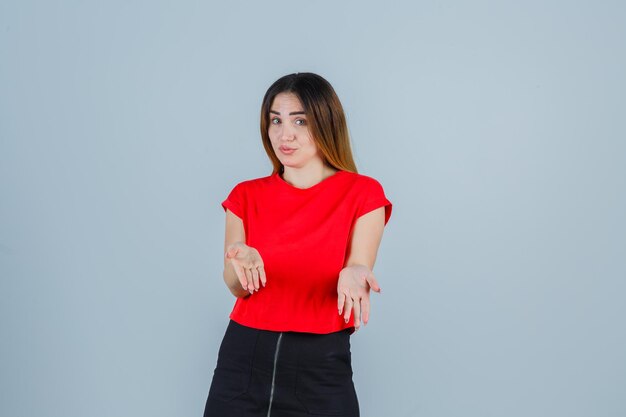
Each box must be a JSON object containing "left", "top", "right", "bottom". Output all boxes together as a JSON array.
[
  {"left": 366, "top": 270, "right": 381, "bottom": 293},
  {"left": 225, "top": 246, "right": 239, "bottom": 259}
]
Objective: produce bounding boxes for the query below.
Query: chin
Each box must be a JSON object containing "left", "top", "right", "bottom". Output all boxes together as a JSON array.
[{"left": 280, "top": 158, "right": 300, "bottom": 167}]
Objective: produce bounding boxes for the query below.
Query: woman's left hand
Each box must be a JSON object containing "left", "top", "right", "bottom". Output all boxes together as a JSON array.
[{"left": 337, "top": 264, "right": 381, "bottom": 330}]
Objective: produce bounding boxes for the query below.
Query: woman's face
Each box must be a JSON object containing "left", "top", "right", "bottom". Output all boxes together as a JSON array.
[{"left": 268, "top": 92, "right": 324, "bottom": 170}]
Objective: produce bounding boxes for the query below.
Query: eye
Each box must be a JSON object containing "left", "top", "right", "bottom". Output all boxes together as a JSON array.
[
  {"left": 295, "top": 119, "right": 306, "bottom": 126},
  {"left": 270, "top": 117, "right": 280, "bottom": 124}
]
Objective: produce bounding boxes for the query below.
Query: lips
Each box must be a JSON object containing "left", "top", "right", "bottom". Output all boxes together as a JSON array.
[{"left": 279, "top": 146, "right": 297, "bottom": 154}]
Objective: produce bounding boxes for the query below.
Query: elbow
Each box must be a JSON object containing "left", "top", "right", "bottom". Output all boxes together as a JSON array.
[
  {"left": 223, "top": 275, "right": 249, "bottom": 299},
  {"left": 230, "top": 287, "right": 250, "bottom": 299}
]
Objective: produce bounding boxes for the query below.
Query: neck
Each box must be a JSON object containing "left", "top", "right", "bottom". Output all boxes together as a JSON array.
[{"left": 281, "top": 163, "right": 338, "bottom": 189}]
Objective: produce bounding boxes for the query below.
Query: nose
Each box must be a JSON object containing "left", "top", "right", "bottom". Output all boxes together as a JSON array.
[{"left": 279, "top": 123, "right": 296, "bottom": 142}]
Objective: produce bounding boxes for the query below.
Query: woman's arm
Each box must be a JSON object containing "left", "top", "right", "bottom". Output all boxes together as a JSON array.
[
  {"left": 338, "top": 206, "right": 386, "bottom": 329},
  {"left": 344, "top": 206, "right": 386, "bottom": 270},
  {"left": 223, "top": 209, "right": 250, "bottom": 298}
]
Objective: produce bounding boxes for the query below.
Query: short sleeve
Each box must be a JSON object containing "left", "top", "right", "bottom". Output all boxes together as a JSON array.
[
  {"left": 221, "top": 182, "right": 246, "bottom": 220},
  {"left": 356, "top": 177, "right": 393, "bottom": 226}
]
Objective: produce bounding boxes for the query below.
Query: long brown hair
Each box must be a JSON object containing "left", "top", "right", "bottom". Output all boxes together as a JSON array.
[{"left": 259, "top": 72, "right": 358, "bottom": 174}]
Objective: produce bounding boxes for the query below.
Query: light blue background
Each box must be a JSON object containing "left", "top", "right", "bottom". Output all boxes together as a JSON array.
[{"left": 1, "top": 1, "right": 625, "bottom": 416}]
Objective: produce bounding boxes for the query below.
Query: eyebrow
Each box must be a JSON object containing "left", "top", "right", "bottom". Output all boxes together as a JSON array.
[{"left": 269, "top": 110, "right": 307, "bottom": 115}]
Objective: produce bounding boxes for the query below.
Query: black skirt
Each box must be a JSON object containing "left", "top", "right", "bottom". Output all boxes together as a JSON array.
[{"left": 203, "top": 319, "right": 360, "bottom": 417}]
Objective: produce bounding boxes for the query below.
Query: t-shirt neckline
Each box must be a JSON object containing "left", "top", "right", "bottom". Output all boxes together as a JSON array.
[{"left": 273, "top": 169, "right": 346, "bottom": 192}]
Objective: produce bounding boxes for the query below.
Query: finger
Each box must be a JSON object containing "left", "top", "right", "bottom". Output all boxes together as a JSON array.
[
  {"left": 251, "top": 267, "right": 260, "bottom": 291},
  {"left": 343, "top": 293, "right": 353, "bottom": 323},
  {"left": 353, "top": 295, "right": 362, "bottom": 329},
  {"left": 258, "top": 265, "right": 267, "bottom": 287},
  {"left": 232, "top": 261, "right": 247, "bottom": 291},
  {"left": 366, "top": 270, "right": 381, "bottom": 293},
  {"left": 244, "top": 268, "right": 254, "bottom": 293},
  {"left": 337, "top": 290, "right": 346, "bottom": 315},
  {"left": 361, "top": 293, "right": 370, "bottom": 325}
]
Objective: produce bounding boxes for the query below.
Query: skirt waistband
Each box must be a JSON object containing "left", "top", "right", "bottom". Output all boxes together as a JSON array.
[{"left": 218, "top": 319, "right": 352, "bottom": 375}]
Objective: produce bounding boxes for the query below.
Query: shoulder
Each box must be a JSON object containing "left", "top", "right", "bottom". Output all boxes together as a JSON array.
[
  {"left": 344, "top": 171, "right": 392, "bottom": 224},
  {"left": 341, "top": 171, "right": 387, "bottom": 191}
]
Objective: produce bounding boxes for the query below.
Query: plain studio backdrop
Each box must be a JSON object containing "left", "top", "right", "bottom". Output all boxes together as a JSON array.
[{"left": 1, "top": 1, "right": 625, "bottom": 416}]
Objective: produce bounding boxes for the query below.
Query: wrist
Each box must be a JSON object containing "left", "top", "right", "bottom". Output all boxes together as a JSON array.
[{"left": 343, "top": 263, "right": 371, "bottom": 270}]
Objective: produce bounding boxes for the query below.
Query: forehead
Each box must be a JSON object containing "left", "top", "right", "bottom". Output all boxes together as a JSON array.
[{"left": 270, "top": 92, "right": 303, "bottom": 110}]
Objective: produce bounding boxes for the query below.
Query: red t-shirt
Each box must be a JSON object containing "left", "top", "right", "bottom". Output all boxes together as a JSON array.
[{"left": 221, "top": 169, "right": 392, "bottom": 334}]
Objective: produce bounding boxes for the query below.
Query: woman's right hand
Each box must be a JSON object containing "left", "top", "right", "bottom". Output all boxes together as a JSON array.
[{"left": 225, "top": 242, "right": 267, "bottom": 295}]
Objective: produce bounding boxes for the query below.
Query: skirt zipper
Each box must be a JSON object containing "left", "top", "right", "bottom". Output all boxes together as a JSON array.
[{"left": 266, "top": 332, "right": 284, "bottom": 417}]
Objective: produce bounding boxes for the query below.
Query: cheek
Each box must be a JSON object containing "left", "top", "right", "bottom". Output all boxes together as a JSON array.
[
  {"left": 267, "top": 127, "right": 278, "bottom": 142},
  {"left": 305, "top": 137, "right": 319, "bottom": 152}
]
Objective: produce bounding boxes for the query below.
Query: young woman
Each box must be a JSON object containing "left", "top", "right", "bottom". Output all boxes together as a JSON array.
[{"left": 203, "top": 72, "right": 393, "bottom": 417}]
